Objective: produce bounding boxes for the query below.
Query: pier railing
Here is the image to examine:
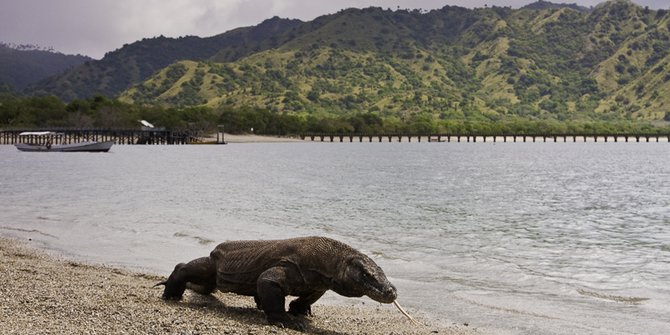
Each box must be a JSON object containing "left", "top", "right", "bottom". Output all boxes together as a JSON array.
[{"left": 0, "top": 128, "right": 193, "bottom": 145}]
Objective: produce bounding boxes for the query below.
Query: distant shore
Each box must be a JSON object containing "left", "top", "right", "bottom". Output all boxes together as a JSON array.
[{"left": 0, "top": 236, "right": 479, "bottom": 335}]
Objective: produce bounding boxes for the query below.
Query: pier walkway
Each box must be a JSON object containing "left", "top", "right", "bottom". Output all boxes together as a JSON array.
[{"left": 299, "top": 133, "right": 670, "bottom": 143}]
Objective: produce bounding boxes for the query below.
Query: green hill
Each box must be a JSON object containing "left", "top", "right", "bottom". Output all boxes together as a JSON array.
[{"left": 29, "top": 1, "right": 670, "bottom": 122}]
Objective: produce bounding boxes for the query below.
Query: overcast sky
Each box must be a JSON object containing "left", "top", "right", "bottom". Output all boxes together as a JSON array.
[{"left": 0, "top": 0, "right": 667, "bottom": 59}]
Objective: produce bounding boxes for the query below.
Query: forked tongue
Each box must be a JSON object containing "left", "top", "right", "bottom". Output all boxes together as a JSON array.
[{"left": 392, "top": 300, "right": 419, "bottom": 325}]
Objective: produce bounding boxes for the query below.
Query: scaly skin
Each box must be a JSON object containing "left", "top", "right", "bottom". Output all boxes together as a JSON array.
[{"left": 158, "top": 236, "right": 397, "bottom": 331}]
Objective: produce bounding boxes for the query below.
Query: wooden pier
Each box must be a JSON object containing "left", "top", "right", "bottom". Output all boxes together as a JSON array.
[
  {"left": 300, "top": 133, "right": 670, "bottom": 143},
  {"left": 0, "top": 128, "right": 192, "bottom": 145},
  {"left": 4, "top": 130, "right": 669, "bottom": 145}
]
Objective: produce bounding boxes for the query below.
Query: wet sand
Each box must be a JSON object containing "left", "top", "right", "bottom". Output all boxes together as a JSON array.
[{"left": 0, "top": 236, "right": 480, "bottom": 334}]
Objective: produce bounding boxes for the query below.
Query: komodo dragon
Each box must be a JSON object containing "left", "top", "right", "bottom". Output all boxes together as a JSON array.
[{"left": 157, "top": 236, "right": 414, "bottom": 330}]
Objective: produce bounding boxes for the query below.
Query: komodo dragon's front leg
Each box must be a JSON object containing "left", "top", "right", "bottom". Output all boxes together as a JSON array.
[
  {"left": 256, "top": 265, "right": 314, "bottom": 331},
  {"left": 289, "top": 290, "right": 326, "bottom": 317}
]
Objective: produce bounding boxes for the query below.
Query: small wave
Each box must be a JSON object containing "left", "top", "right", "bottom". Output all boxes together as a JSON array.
[
  {"left": 36, "top": 216, "right": 61, "bottom": 222},
  {"left": 173, "top": 232, "right": 215, "bottom": 245},
  {"left": 0, "top": 226, "right": 58, "bottom": 238},
  {"left": 577, "top": 289, "right": 649, "bottom": 304},
  {"left": 194, "top": 236, "right": 215, "bottom": 245},
  {"left": 370, "top": 250, "right": 388, "bottom": 258},
  {"left": 454, "top": 293, "right": 560, "bottom": 320}
]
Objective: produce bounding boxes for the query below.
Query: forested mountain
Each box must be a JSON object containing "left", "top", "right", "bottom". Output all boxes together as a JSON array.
[
  {"left": 27, "top": 17, "right": 303, "bottom": 101},
  {"left": 0, "top": 44, "right": 91, "bottom": 91},
  {"left": 24, "top": 1, "right": 670, "bottom": 122}
]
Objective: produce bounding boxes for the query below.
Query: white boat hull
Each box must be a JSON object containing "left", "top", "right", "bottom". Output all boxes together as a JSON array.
[{"left": 15, "top": 141, "right": 114, "bottom": 152}]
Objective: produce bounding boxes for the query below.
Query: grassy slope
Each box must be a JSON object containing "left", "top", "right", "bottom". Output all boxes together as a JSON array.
[{"left": 121, "top": 1, "right": 670, "bottom": 121}]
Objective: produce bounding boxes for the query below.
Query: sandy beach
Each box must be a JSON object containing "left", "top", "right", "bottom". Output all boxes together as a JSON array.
[
  {"left": 1, "top": 236, "right": 479, "bottom": 334},
  {"left": 202, "top": 133, "right": 305, "bottom": 144}
]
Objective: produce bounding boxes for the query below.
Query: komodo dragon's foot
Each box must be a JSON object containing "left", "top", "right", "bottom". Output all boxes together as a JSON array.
[
  {"left": 288, "top": 301, "right": 313, "bottom": 317},
  {"left": 155, "top": 280, "right": 185, "bottom": 301},
  {"left": 267, "top": 312, "right": 308, "bottom": 332}
]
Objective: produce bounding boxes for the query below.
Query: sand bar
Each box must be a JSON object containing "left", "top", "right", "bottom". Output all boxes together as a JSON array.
[{"left": 0, "top": 236, "right": 479, "bottom": 334}]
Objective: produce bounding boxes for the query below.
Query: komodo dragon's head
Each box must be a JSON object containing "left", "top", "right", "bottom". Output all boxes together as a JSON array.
[{"left": 335, "top": 254, "right": 397, "bottom": 303}]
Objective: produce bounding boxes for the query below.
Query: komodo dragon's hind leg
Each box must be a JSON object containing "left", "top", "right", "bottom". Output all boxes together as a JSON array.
[{"left": 159, "top": 256, "right": 217, "bottom": 300}]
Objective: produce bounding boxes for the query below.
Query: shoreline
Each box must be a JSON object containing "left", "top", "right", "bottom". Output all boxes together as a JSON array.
[{"left": 0, "top": 236, "right": 479, "bottom": 334}]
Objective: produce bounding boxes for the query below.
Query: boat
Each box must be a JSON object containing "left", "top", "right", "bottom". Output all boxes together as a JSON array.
[{"left": 14, "top": 131, "right": 114, "bottom": 152}]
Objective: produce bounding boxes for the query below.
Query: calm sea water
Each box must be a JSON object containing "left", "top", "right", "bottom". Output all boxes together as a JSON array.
[{"left": 1, "top": 142, "right": 668, "bottom": 334}]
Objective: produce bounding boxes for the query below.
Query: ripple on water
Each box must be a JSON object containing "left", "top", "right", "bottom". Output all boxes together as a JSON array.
[{"left": 577, "top": 289, "right": 650, "bottom": 305}]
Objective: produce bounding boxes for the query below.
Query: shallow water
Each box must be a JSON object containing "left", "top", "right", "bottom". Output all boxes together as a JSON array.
[{"left": 1, "top": 142, "right": 668, "bottom": 334}]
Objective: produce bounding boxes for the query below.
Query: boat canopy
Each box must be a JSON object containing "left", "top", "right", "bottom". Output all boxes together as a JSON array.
[{"left": 18, "top": 131, "right": 61, "bottom": 136}]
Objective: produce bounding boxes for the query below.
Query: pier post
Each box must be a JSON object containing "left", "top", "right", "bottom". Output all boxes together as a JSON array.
[{"left": 217, "top": 125, "right": 225, "bottom": 144}]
